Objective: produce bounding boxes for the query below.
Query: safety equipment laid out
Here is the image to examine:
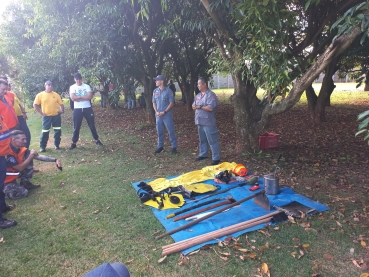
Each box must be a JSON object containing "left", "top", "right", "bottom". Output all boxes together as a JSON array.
[
  {"left": 214, "top": 170, "right": 232, "bottom": 184},
  {"left": 232, "top": 164, "right": 247, "bottom": 177}
]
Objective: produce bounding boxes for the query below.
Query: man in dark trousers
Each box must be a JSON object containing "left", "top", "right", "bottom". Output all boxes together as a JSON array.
[
  {"left": 0, "top": 79, "right": 17, "bottom": 229},
  {"left": 192, "top": 77, "right": 221, "bottom": 165},
  {"left": 152, "top": 75, "right": 178, "bottom": 154},
  {"left": 33, "top": 80, "right": 64, "bottom": 152},
  {"left": 69, "top": 73, "right": 103, "bottom": 150}
]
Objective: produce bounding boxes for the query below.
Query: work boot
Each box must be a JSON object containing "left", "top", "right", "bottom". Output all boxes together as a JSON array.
[
  {"left": 95, "top": 140, "right": 103, "bottom": 146},
  {"left": 211, "top": 160, "right": 220, "bottom": 165},
  {"left": 40, "top": 148, "right": 46, "bottom": 153},
  {"left": 171, "top": 148, "right": 177, "bottom": 154},
  {"left": 0, "top": 219, "right": 17, "bottom": 229},
  {"left": 195, "top": 156, "right": 208, "bottom": 161},
  {"left": 69, "top": 143, "right": 76, "bottom": 150},
  {"left": 21, "top": 181, "right": 41, "bottom": 190},
  {"left": 54, "top": 146, "right": 60, "bottom": 150},
  {"left": 154, "top": 147, "right": 164, "bottom": 154}
]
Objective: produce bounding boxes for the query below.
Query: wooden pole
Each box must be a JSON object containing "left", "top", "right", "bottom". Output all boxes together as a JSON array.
[
  {"left": 156, "top": 190, "right": 266, "bottom": 239},
  {"left": 162, "top": 216, "right": 273, "bottom": 256}
]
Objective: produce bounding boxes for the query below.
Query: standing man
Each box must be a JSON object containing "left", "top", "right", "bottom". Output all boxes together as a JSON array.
[
  {"left": 0, "top": 79, "right": 17, "bottom": 229},
  {"left": 69, "top": 73, "right": 103, "bottom": 149},
  {"left": 152, "top": 75, "right": 177, "bottom": 154},
  {"left": 33, "top": 80, "right": 64, "bottom": 152},
  {"left": 192, "top": 77, "right": 221, "bottom": 165}
]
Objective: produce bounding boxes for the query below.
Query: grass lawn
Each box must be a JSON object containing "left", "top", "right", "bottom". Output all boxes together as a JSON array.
[{"left": 1, "top": 85, "right": 368, "bottom": 276}]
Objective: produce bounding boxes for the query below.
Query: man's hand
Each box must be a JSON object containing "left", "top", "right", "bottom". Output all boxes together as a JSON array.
[
  {"left": 56, "top": 158, "right": 62, "bottom": 171},
  {"left": 30, "top": 149, "right": 39, "bottom": 158}
]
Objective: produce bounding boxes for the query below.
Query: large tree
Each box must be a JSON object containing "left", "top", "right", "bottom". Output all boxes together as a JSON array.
[{"left": 198, "top": 0, "right": 367, "bottom": 151}]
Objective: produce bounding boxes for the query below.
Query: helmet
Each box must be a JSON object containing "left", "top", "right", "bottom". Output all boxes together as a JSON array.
[{"left": 232, "top": 164, "right": 247, "bottom": 177}]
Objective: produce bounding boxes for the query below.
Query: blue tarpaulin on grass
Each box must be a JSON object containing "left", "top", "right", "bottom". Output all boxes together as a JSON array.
[{"left": 132, "top": 176, "right": 329, "bottom": 255}]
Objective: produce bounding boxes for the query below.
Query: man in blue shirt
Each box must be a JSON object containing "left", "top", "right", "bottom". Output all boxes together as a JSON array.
[
  {"left": 152, "top": 75, "right": 178, "bottom": 154},
  {"left": 192, "top": 77, "right": 221, "bottom": 165}
]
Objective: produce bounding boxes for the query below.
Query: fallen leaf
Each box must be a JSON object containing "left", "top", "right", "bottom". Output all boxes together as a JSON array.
[
  {"left": 220, "top": 256, "right": 228, "bottom": 261},
  {"left": 291, "top": 251, "right": 297, "bottom": 258},
  {"left": 292, "top": 237, "right": 299, "bottom": 241},
  {"left": 178, "top": 260, "right": 186, "bottom": 266},
  {"left": 220, "top": 252, "right": 231, "bottom": 256},
  {"left": 323, "top": 254, "right": 334, "bottom": 260},
  {"left": 0, "top": 237, "right": 4, "bottom": 243},
  {"left": 158, "top": 256, "right": 167, "bottom": 263},
  {"left": 303, "top": 244, "right": 310, "bottom": 248},
  {"left": 249, "top": 253, "right": 257, "bottom": 259},
  {"left": 237, "top": 248, "right": 250, "bottom": 253},
  {"left": 72, "top": 190, "right": 77, "bottom": 194},
  {"left": 239, "top": 255, "right": 245, "bottom": 261},
  {"left": 361, "top": 240, "right": 367, "bottom": 247},
  {"left": 288, "top": 216, "right": 296, "bottom": 223},
  {"left": 336, "top": 221, "right": 342, "bottom": 227},
  {"left": 188, "top": 249, "right": 200, "bottom": 255},
  {"left": 261, "top": 262, "right": 270, "bottom": 276},
  {"left": 298, "top": 249, "right": 305, "bottom": 259},
  {"left": 92, "top": 210, "right": 100, "bottom": 214},
  {"left": 258, "top": 230, "right": 267, "bottom": 236},
  {"left": 273, "top": 226, "right": 280, "bottom": 230},
  {"left": 124, "top": 259, "right": 133, "bottom": 264},
  {"left": 360, "top": 273, "right": 369, "bottom": 277}
]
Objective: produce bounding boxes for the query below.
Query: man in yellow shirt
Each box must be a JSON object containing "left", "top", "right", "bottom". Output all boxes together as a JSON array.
[{"left": 33, "top": 80, "right": 64, "bottom": 152}]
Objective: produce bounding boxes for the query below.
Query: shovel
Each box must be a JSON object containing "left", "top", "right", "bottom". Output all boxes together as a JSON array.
[{"left": 156, "top": 190, "right": 270, "bottom": 239}]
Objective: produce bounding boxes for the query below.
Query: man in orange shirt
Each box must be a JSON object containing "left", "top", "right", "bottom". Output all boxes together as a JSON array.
[{"left": 0, "top": 79, "right": 17, "bottom": 229}]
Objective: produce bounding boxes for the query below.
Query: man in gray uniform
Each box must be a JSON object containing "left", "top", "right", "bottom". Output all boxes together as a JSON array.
[
  {"left": 152, "top": 75, "right": 178, "bottom": 154},
  {"left": 192, "top": 77, "right": 220, "bottom": 165}
]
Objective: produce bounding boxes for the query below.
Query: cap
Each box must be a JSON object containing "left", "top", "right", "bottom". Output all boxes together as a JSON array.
[
  {"left": 45, "top": 80, "right": 52, "bottom": 85},
  {"left": 154, "top": 75, "right": 166, "bottom": 81},
  {"left": 74, "top": 73, "right": 82, "bottom": 79}
]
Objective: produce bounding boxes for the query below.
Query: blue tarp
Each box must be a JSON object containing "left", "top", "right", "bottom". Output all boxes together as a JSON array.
[{"left": 132, "top": 177, "right": 329, "bottom": 255}]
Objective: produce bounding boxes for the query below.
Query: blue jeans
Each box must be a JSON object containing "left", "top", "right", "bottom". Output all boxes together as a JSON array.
[
  {"left": 0, "top": 156, "right": 7, "bottom": 220},
  {"left": 198, "top": 125, "right": 220, "bottom": 160},
  {"left": 156, "top": 114, "right": 177, "bottom": 149}
]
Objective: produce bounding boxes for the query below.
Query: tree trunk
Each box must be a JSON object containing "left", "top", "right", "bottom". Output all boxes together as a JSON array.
[
  {"left": 143, "top": 78, "right": 156, "bottom": 124},
  {"left": 365, "top": 83, "right": 369, "bottom": 91},
  {"left": 306, "top": 58, "right": 338, "bottom": 124},
  {"left": 231, "top": 71, "right": 266, "bottom": 151}
]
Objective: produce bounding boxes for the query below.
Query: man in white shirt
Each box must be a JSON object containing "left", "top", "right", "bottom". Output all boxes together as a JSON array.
[{"left": 69, "top": 73, "right": 103, "bottom": 150}]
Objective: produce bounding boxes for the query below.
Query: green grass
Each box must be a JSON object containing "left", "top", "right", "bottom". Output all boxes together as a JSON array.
[{"left": 0, "top": 88, "right": 368, "bottom": 276}]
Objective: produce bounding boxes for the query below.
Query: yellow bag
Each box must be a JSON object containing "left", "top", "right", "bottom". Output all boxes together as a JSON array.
[{"left": 148, "top": 162, "right": 238, "bottom": 192}]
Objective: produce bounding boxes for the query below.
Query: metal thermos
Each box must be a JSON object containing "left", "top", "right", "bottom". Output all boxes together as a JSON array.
[{"left": 263, "top": 173, "right": 280, "bottom": 195}]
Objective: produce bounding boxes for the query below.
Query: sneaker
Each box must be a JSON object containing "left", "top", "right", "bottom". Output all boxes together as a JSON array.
[
  {"left": 69, "top": 143, "right": 76, "bottom": 150},
  {"left": 95, "top": 140, "right": 103, "bottom": 146},
  {"left": 40, "top": 148, "right": 46, "bottom": 153},
  {"left": 54, "top": 146, "right": 61, "bottom": 150},
  {"left": 21, "top": 181, "right": 41, "bottom": 190},
  {"left": 211, "top": 160, "right": 220, "bottom": 165},
  {"left": 4, "top": 204, "right": 16, "bottom": 213},
  {"left": 195, "top": 156, "right": 208, "bottom": 161},
  {"left": 0, "top": 219, "right": 17, "bottom": 229},
  {"left": 171, "top": 148, "right": 177, "bottom": 154},
  {"left": 154, "top": 147, "right": 164, "bottom": 154}
]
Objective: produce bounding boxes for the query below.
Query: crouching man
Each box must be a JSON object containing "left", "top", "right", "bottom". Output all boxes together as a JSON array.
[{"left": 3, "top": 130, "right": 62, "bottom": 199}]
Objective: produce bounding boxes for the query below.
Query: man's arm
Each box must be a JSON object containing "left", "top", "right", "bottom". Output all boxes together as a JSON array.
[
  {"left": 58, "top": 104, "right": 65, "bottom": 114},
  {"left": 33, "top": 104, "right": 45, "bottom": 117},
  {"left": 11, "top": 150, "right": 38, "bottom": 172}
]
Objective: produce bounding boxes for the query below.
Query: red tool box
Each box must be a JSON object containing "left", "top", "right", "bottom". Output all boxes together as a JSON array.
[{"left": 258, "top": 132, "right": 280, "bottom": 150}]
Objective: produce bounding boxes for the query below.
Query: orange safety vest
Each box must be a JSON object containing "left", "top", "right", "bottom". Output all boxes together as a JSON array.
[
  {"left": 0, "top": 115, "right": 11, "bottom": 156},
  {"left": 0, "top": 94, "right": 18, "bottom": 129},
  {"left": 5, "top": 146, "right": 27, "bottom": 184}
]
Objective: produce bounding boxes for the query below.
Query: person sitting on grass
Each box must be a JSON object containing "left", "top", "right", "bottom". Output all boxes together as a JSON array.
[{"left": 3, "top": 130, "right": 62, "bottom": 199}]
